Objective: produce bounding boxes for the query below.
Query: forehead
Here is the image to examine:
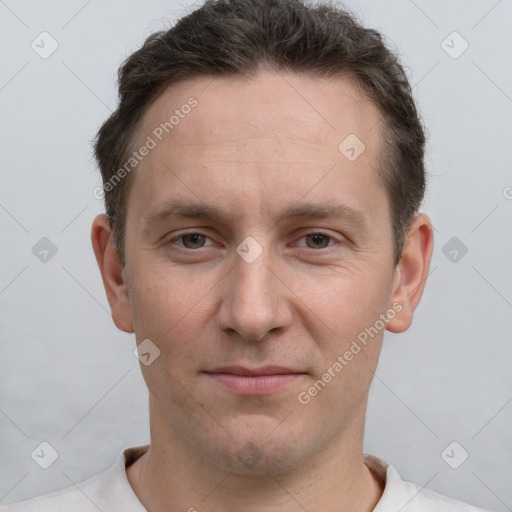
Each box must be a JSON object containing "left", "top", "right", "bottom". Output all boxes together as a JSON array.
[
  {"left": 139, "top": 70, "right": 381, "bottom": 154},
  {"left": 128, "top": 70, "right": 386, "bottom": 225}
]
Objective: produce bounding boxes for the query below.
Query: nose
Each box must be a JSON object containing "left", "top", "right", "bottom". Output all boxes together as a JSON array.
[{"left": 216, "top": 240, "right": 293, "bottom": 342}]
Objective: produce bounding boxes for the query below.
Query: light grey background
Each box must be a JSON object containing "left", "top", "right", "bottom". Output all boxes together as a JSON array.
[{"left": 1, "top": 0, "right": 511, "bottom": 509}]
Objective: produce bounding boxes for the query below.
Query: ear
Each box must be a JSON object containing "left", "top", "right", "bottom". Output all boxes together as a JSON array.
[
  {"left": 91, "top": 214, "right": 134, "bottom": 333},
  {"left": 386, "top": 213, "right": 434, "bottom": 333}
]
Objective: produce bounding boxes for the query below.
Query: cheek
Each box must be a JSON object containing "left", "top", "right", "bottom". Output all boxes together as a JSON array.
[
  {"left": 128, "top": 265, "right": 217, "bottom": 376},
  {"left": 313, "top": 264, "right": 393, "bottom": 338},
  {"left": 129, "top": 261, "right": 205, "bottom": 333},
  {"left": 303, "top": 263, "right": 393, "bottom": 395},
  {"left": 301, "top": 277, "right": 388, "bottom": 413}
]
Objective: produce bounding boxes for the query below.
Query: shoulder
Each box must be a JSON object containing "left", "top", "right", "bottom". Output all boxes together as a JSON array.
[
  {"left": 396, "top": 479, "right": 491, "bottom": 512},
  {"left": 1, "top": 475, "right": 105, "bottom": 512},
  {"left": 1, "top": 445, "right": 149, "bottom": 512},
  {"left": 365, "top": 454, "right": 492, "bottom": 512}
]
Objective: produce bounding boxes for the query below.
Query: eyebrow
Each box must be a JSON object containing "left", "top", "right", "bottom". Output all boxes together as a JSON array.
[{"left": 142, "top": 199, "right": 368, "bottom": 233}]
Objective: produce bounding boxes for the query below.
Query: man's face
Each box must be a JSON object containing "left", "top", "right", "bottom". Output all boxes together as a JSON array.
[{"left": 122, "top": 70, "right": 399, "bottom": 474}]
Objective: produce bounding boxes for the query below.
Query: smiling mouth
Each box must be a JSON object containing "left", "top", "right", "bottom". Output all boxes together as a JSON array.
[{"left": 203, "top": 366, "right": 307, "bottom": 395}]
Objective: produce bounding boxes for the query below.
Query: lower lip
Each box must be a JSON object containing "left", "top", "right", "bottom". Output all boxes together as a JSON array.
[{"left": 205, "top": 373, "right": 304, "bottom": 395}]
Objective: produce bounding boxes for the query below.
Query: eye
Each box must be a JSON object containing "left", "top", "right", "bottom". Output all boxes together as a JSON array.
[
  {"left": 297, "top": 232, "right": 337, "bottom": 250},
  {"left": 170, "top": 232, "right": 214, "bottom": 249},
  {"left": 167, "top": 231, "right": 339, "bottom": 251}
]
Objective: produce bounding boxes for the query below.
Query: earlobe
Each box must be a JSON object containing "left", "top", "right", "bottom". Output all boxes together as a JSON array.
[
  {"left": 386, "top": 213, "right": 434, "bottom": 333},
  {"left": 91, "top": 214, "right": 134, "bottom": 333}
]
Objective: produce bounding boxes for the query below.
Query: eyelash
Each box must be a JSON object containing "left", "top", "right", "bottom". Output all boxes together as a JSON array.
[{"left": 167, "top": 231, "right": 341, "bottom": 251}]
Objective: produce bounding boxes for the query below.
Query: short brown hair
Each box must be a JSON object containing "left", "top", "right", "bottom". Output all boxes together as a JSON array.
[{"left": 94, "top": 0, "right": 426, "bottom": 266}]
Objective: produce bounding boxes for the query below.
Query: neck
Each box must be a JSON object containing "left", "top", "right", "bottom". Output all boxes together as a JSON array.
[{"left": 127, "top": 399, "right": 383, "bottom": 512}]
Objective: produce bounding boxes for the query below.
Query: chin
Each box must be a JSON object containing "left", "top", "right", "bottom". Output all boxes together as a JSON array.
[
  {"left": 213, "top": 442, "right": 304, "bottom": 476},
  {"left": 197, "top": 421, "right": 318, "bottom": 476}
]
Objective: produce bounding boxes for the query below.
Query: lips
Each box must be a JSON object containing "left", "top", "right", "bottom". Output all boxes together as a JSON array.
[
  {"left": 203, "top": 366, "right": 306, "bottom": 395},
  {"left": 206, "top": 365, "right": 301, "bottom": 376}
]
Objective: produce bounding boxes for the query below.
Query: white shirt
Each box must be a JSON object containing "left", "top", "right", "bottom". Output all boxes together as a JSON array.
[{"left": 1, "top": 445, "right": 491, "bottom": 511}]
